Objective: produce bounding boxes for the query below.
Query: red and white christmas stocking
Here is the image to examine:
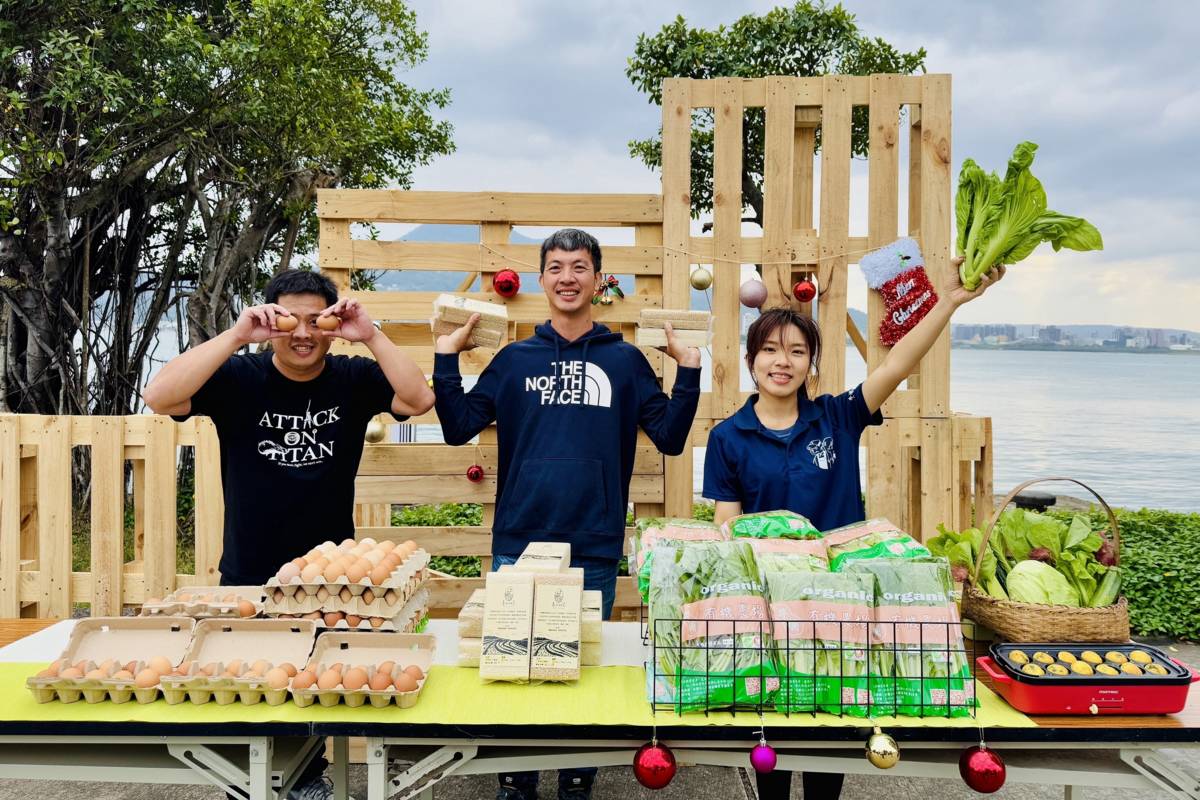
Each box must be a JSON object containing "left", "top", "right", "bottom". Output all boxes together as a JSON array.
[{"left": 860, "top": 237, "right": 938, "bottom": 346}]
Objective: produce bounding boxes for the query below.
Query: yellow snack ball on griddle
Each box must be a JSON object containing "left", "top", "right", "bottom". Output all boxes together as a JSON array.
[
  {"left": 1045, "top": 663, "right": 1070, "bottom": 676},
  {"left": 1120, "top": 662, "right": 1143, "bottom": 676},
  {"left": 1020, "top": 663, "right": 1045, "bottom": 677},
  {"left": 1095, "top": 664, "right": 1120, "bottom": 676},
  {"left": 1032, "top": 651, "right": 1055, "bottom": 665},
  {"left": 1105, "top": 651, "right": 1128, "bottom": 665},
  {"left": 1057, "top": 651, "right": 1077, "bottom": 663},
  {"left": 1145, "top": 663, "right": 1169, "bottom": 676},
  {"left": 1128, "top": 650, "right": 1153, "bottom": 664},
  {"left": 1080, "top": 650, "right": 1103, "bottom": 665},
  {"left": 1070, "top": 660, "right": 1094, "bottom": 676},
  {"left": 1008, "top": 650, "right": 1029, "bottom": 665}
]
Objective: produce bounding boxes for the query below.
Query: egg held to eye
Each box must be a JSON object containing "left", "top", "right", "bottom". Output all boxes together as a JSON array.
[
  {"left": 275, "top": 314, "right": 299, "bottom": 332},
  {"left": 317, "top": 315, "right": 340, "bottom": 331}
]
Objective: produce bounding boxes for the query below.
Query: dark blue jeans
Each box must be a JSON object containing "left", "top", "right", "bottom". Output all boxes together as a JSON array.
[{"left": 491, "top": 553, "right": 618, "bottom": 797}]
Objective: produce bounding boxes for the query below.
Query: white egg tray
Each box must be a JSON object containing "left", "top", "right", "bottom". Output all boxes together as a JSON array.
[
  {"left": 266, "top": 549, "right": 429, "bottom": 592},
  {"left": 264, "top": 568, "right": 429, "bottom": 617},
  {"left": 25, "top": 617, "right": 195, "bottom": 704},
  {"left": 158, "top": 618, "right": 317, "bottom": 706},
  {"left": 272, "top": 588, "right": 430, "bottom": 634},
  {"left": 140, "top": 585, "right": 265, "bottom": 619},
  {"left": 290, "top": 632, "right": 433, "bottom": 708}
]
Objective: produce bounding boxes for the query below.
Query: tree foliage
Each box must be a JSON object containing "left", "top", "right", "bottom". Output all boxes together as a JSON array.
[
  {"left": 625, "top": 2, "right": 925, "bottom": 224},
  {"left": 0, "top": 0, "right": 453, "bottom": 414}
]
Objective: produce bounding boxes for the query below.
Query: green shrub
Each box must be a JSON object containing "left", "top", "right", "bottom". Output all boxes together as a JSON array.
[
  {"left": 392, "top": 503, "right": 483, "bottom": 577},
  {"left": 1050, "top": 508, "right": 1200, "bottom": 640}
]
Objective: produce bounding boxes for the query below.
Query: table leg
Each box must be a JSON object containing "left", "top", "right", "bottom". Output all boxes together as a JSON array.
[
  {"left": 248, "top": 736, "right": 272, "bottom": 800},
  {"left": 332, "top": 737, "right": 350, "bottom": 800},
  {"left": 366, "top": 738, "right": 387, "bottom": 800}
]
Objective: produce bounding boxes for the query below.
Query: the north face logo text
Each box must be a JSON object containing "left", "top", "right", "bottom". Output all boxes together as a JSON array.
[{"left": 524, "top": 361, "right": 612, "bottom": 407}]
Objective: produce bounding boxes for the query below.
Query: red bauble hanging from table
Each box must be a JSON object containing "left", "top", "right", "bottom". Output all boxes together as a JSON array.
[
  {"left": 749, "top": 740, "right": 777, "bottom": 773},
  {"left": 466, "top": 464, "right": 485, "bottom": 483},
  {"left": 959, "top": 745, "right": 1006, "bottom": 793},
  {"left": 632, "top": 741, "right": 677, "bottom": 789},
  {"left": 793, "top": 279, "right": 817, "bottom": 303},
  {"left": 493, "top": 269, "right": 520, "bottom": 298}
]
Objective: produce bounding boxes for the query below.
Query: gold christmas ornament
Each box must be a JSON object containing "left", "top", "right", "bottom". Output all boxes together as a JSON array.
[
  {"left": 689, "top": 266, "right": 713, "bottom": 291},
  {"left": 866, "top": 727, "right": 900, "bottom": 769},
  {"left": 364, "top": 419, "right": 386, "bottom": 443}
]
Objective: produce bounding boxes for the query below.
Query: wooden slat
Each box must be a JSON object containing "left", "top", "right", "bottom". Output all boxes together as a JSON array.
[
  {"left": 660, "top": 78, "right": 696, "bottom": 519},
  {"left": 89, "top": 417, "right": 124, "bottom": 615},
  {"left": 0, "top": 417, "right": 20, "bottom": 616},
  {"left": 354, "top": 526, "right": 640, "bottom": 558},
  {"left": 193, "top": 417, "right": 224, "bottom": 584},
  {"left": 918, "top": 74, "right": 953, "bottom": 417},
  {"left": 347, "top": 290, "right": 657, "bottom": 324},
  {"left": 815, "top": 75, "right": 852, "bottom": 397},
  {"left": 690, "top": 76, "right": 926, "bottom": 109},
  {"left": 919, "top": 417, "right": 954, "bottom": 541},
  {"left": 35, "top": 416, "right": 71, "bottom": 618},
  {"left": 711, "top": 77, "right": 743, "bottom": 419},
  {"left": 973, "top": 416, "right": 994, "bottom": 528},
  {"left": 132, "top": 458, "right": 145, "bottom": 562},
  {"left": 358, "top": 443, "right": 662, "bottom": 476},
  {"left": 353, "top": 473, "right": 665, "bottom": 505},
  {"left": 762, "top": 77, "right": 796, "bottom": 308},
  {"left": 324, "top": 241, "right": 663, "bottom": 275},
  {"left": 142, "top": 416, "right": 177, "bottom": 601},
  {"left": 317, "top": 190, "right": 662, "bottom": 225}
]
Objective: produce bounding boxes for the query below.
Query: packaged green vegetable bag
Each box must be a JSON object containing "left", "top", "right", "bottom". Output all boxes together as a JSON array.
[
  {"left": 632, "top": 518, "right": 725, "bottom": 603},
  {"left": 649, "top": 540, "right": 777, "bottom": 712},
  {"left": 845, "top": 558, "right": 974, "bottom": 717},
  {"left": 825, "top": 518, "right": 930, "bottom": 572},
  {"left": 747, "top": 538, "right": 830, "bottom": 582},
  {"left": 724, "top": 510, "right": 820, "bottom": 540},
  {"left": 766, "top": 570, "right": 875, "bottom": 715}
]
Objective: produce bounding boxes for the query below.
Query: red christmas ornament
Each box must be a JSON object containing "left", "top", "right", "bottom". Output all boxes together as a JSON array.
[
  {"left": 959, "top": 745, "right": 1006, "bottom": 793},
  {"left": 632, "top": 741, "right": 677, "bottom": 789},
  {"left": 493, "top": 269, "right": 520, "bottom": 298},
  {"left": 792, "top": 279, "right": 817, "bottom": 303},
  {"left": 749, "top": 740, "right": 777, "bottom": 773},
  {"left": 466, "top": 464, "right": 485, "bottom": 483}
]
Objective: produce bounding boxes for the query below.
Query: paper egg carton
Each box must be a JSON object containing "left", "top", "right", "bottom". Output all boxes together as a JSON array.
[
  {"left": 272, "top": 587, "right": 430, "bottom": 634},
  {"left": 158, "top": 618, "right": 317, "bottom": 706},
  {"left": 291, "top": 632, "right": 433, "bottom": 708},
  {"left": 140, "top": 585, "right": 265, "bottom": 619},
  {"left": 264, "top": 570, "right": 429, "bottom": 618},
  {"left": 26, "top": 617, "right": 195, "bottom": 704},
  {"left": 265, "top": 550, "right": 429, "bottom": 608}
]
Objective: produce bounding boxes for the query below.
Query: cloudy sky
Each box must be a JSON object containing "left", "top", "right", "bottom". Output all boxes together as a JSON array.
[{"left": 396, "top": 0, "right": 1199, "bottom": 331}]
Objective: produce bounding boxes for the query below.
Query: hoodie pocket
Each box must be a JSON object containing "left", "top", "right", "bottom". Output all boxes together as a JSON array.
[{"left": 498, "top": 458, "right": 609, "bottom": 533}]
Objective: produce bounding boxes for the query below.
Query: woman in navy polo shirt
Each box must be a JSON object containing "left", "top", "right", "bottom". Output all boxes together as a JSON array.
[{"left": 704, "top": 259, "right": 1004, "bottom": 800}]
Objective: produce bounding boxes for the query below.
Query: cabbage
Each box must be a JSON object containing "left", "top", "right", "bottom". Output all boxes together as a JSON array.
[{"left": 1006, "top": 560, "right": 1080, "bottom": 606}]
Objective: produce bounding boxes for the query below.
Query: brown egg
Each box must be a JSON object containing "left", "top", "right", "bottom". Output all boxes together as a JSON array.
[
  {"left": 198, "top": 593, "right": 214, "bottom": 603},
  {"left": 345, "top": 615, "right": 363, "bottom": 628},
  {"left": 383, "top": 589, "right": 398, "bottom": 605},
  {"left": 200, "top": 662, "right": 219, "bottom": 676},
  {"left": 369, "top": 616, "right": 385, "bottom": 629},
  {"left": 341, "top": 537, "right": 357, "bottom": 548},
  {"left": 293, "top": 587, "right": 309, "bottom": 603},
  {"left": 362, "top": 588, "right": 376, "bottom": 605},
  {"left": 323, "top": 611, "right": 344, "bottom": 626},
  {"left": 393, "top": 672, "right": 418, "bottom": 692},
  {"left": 279, "top": 662, "right": 298, "bottom": 677},
  {"left": 176, "top": 592, "right": 192, "bottom": 603},
  {"left": 276, "top": 563, "right": 301, "bottom": 584},
  {"left": 135, "top": 668, "right": 159, "bottom": 688},
  {"left": 338, "top": 587, "right": 353, "bottom": 603},
  {"left": 223, "top": 659, "right": 244, "bottom": 678},
  {"left": 342, "top": 667, "right": 369, "bottom": 691},
  {"left": 300, "top": 563, "right": 324, "bottom": 582},
  {"left": 272, "top": 588, "right": 286, "bottom": 603},
  {"left": 292, "top": 670, "right": 318, "bottom": 690},
  {"left": 384, "top": 553, "right": 403, "bottom": 569},
  {"left": 264, "top": 667, "right": 290, "bottom": 690},
  {"left": 85, "top": 668, "right": 108, "bottom": 680},
  {"left": 345, "top": 562, "right": 369, "bottom": 583},
  {"left": 237, "top": 599, "right": 256, "bottom": 618},
  {"left": 291, "top": 556, "right": 308, "bottom": 569},
  {"left": 403, "top": 665, "right": 425, "bottom": 681},
  {"left": 34, "top": 668, "right": 55, "bottom": 679},
  {"left": 177, "top": 660, "right": 196, "bottom": 676},
  {"left": 144, "top": 597, "right": 162, "bottom": 606},
  {"left": 378, "top": 540, "right": 397, "bottom": 552},
  {"left": 45, "top": 659, "right": 64, "bottom": 677},
  {"left": 359, "top": 536, "right": 377, "bottom": 548},
  {"left": 221, "top": 593, "right": 237, "bottom": 603},
  {"left": 123, "top": 660, "right": 138, "bottom": 674},
  {"left": 249, "top": 659, "right": 271, "bottom": 676},
  {"left": 369, "top": 563, "right": 393, "bottom": 584},
  {"left": 315, "top": 586, "right": 330, "bottom": 602},
  {"left": 313, "top": 555, "right": 332, "bottom": 569},
  {"left": 274, "top": 314, "right": 299, "bottom": 332},
  {"left": 403, "top": 539, "right": 417, "bottom": 551},
  {"left": 98, "top": 658, "right": 116, "bottom": 672},
  {"left": 377, "top": 660, "right": 395, "bottom": 677},
  {"left": 323, "top": 562, "right": 346, "bottom": 582},
  {"left": 304, "top": 549, "right": 323, "bottom": 562},
  {"left": 368, "top": 669, "right": 393, "bottom": 691},
  {"left": 362, "top": 550, "right": 385, "bottom": 567},
  {"left": 317, "top": 667, "right": 342, "bottom": 690},
  {"left": 73, "top": 659, "right": 89, "bottom": 673},
  {"left": 112, "top": 669, "right": 134, "bottom": 681},
  {"left": 148, "top": 656, "right": 173, "bottom": 676},
  {"left": 59, "top": 667, "right": 84, "bottom": 680},
  {"left": 302, "top": 611, "right": 322, "bottom": 621},
  {"left": 328, "top": 662, "right": 344, "bottom": 673}
]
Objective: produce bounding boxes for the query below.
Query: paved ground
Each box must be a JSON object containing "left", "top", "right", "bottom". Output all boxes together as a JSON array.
[{"left": 2, "top": 641, "right": 1195, "bottom": 799}]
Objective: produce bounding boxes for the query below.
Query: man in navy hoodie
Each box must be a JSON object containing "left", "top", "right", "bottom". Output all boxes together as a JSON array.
[{"left": 433, "top": 228, "right": 701, "bottom": 800}]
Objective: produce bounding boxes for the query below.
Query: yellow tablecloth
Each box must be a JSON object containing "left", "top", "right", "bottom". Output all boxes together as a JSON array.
[{"left": 0, "top": 663, "right": 1034, "bottom": 729}]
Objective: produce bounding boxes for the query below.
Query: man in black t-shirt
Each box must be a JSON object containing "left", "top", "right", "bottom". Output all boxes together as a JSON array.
[{"left": 143, "top": 270, "right": 431, "bottom": 799}]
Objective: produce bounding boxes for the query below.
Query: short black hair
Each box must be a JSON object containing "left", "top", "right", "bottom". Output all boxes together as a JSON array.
[
  {"left": 745, "top": 307, "right": 822, "bottom": 400},
  {"left": 540, "top": 228, "right": 602, "bottom": 273},
  {"left": 264, "top": 269, "right": 338, "bottom": 307}
]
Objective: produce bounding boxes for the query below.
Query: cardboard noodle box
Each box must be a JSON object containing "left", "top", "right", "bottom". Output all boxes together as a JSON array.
[
  {"left": 457, "top": 588, "right": 486, "bottom": 639},
  {"left": 460, "top": 587, "right": 600, "bottom": 642},
  {"left": 480, "top": 570, "right": 535, "bottom": 682},
  {"left": 514, "top": 541, "right": 571, "bottom": 572},
  {"left": 635, "top": 309, "right": 713, "bottom": 348},
  {"left": 530, "top": 570, "right": 584, "bottom": 681},
  {"left": 432, "top": 293, "right": 508, "bottom": 349},
  {"left": 459, "top": 638, "right": 600, "bottom": 667}
]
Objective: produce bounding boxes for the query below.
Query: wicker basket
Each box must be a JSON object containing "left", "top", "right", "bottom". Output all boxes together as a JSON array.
[{"left": 961, "top": 477, "right": 1130, "bottom": 643}]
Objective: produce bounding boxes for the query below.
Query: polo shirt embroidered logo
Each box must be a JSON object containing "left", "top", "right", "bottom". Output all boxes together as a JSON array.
[
  {"left": 806, "top": 436, "right": 836, "bottom": 470},
  {"left": 523, "top": 360, "right": 613, "bottom": 407},
  {"left": 255, "top": 400, "right": 341, "bottom": 467}
]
